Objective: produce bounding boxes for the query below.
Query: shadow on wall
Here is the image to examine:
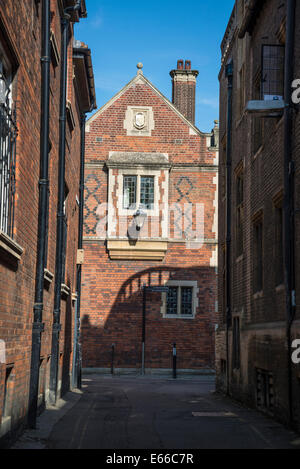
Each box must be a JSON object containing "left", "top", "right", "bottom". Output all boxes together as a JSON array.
[{"left": 81, "top": 265, "right": 217, "bottom": 372}]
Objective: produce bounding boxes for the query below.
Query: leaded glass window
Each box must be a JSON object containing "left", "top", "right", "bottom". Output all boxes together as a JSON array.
[
  {"left": 166, "top": 285, "right": 194, "bottom": 317},
  {"left": 166, "top": 287, "right": 178, "bottom": 316},
  {"left": 181, "top": 287, "right": 193, "bottom": 316},
  {"left": 140, "top": 176, "right": 154, "bottom": 210},
  {"left": 123, "top": 176, "right": 137, "bottom": 209}
]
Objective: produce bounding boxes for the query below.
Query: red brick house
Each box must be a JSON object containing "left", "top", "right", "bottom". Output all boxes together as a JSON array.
[
  {"left": 0, "top": 0, "right": 96, "bottom": 445},
  {"left": 82, "top": 61, "right": 219, "bottom": 374}
]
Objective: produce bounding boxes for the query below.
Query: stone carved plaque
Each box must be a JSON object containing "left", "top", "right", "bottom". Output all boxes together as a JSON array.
[
  {"left": 124, "top": 106, "right": 155, "bottom": 136},
  {"left": 134, "top": 112, "right": 146, "bottom": 129}
]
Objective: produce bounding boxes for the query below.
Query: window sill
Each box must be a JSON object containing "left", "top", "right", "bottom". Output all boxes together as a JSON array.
[
  {"left": 0, "top": 230, "right": 24, "bottom": 262},
  {"left": 163, "top": 315, "right": 195, "bottom": 320},
  {"left": 107, "top": 240, "right": 168, "bottom": 261},
  {"left": 0, "top": 416, "right": 11, "bottom": 438},
  {"left": 61, "top": 284, "right": 71, "bottom": 298},
  {"left": 44, "top": 269, "right": 54, "bottom": 286}
]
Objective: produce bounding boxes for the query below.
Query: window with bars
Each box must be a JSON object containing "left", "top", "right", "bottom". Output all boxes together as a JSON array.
[
  {"left": 123, "top": 175, "right": 155, "bottom": 211},
  {"left": 166, "top": 285, "right": 194, "bottom": 317},
  {"left": 256, "top": 369, "right": 275, "bottom": 412},
  {"left": 0, "top": 57, "right": 17, "bottom": 239}
]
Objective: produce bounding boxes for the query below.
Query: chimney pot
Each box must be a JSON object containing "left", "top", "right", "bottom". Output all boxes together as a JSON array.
[
  {"left": 177, "top": 60, "right": 184, "bottom": 70},
  {"left": 185, "top": 60, "right": 191, "bottom": 70}
]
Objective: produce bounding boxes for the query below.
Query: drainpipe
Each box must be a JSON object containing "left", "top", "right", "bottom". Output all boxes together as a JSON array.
[
  {"left": 225, "top": 61, "right": 233, "bottom": 396},
  {"left": 72, "top": 113, "right": 86, "bottom": 390},
  {"left": 283, "top": 0, "right": 296, "bottom": 428},
  {"left": 49, "top": 0, "right": 81, "bottom": 405},
  {"left": 28, "top": 0, "right": 51, "bottom": 429}
]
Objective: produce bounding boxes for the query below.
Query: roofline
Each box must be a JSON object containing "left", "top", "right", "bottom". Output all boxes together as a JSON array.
[
  {"left": 73, "top": 46, "right": 97, "bottom": 111},
  {"left": 86, "top": 73, "right": 213, "bottom": 137}
]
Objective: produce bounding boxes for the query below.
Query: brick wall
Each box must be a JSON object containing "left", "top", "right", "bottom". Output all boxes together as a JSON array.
[
  {"left": 0, "top": 0, "right": 89, "bottom": 444},
  {"left": 217, "top": 0, "right": 300, "bottom": 430},
  {"left": 82, "top": 73, "right": 218, "bottom": 372}
]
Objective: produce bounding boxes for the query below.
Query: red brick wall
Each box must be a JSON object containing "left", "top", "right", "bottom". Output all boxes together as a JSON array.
[
  {"left": 217, "top": 0, "right": 300, "bottom": 430},
  {"left": 0, "top": 1, "right": 86, "bottom": 442},
  {"left": 82, "top": 76, "right": 218, "bottom": 371}
]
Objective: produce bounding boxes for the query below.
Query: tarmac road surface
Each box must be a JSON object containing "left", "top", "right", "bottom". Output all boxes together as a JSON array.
[{"left": 39, "top": 374, "right": 299, "bottom": 450}]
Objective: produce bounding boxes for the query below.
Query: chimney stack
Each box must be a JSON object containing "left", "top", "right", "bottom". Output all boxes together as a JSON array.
[{"left": 170, "top": 60, "right": 199, "bottom": 124}]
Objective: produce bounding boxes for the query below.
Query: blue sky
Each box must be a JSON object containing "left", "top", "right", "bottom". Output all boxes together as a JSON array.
[{"left": 75, "top": 0, "right": 235, "bottom": 132}]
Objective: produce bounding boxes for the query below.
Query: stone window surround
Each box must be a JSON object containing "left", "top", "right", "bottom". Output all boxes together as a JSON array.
[
  {"left": 107, "top": 152, "right": 170, "bottom": 241},
  {"left": 160, "top": 280, "right": 199, "bottom": 319}
]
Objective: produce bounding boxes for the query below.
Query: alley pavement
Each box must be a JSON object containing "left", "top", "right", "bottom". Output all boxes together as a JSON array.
[{"left": 13, "top": 374, "right": 300, "bottom": 450}]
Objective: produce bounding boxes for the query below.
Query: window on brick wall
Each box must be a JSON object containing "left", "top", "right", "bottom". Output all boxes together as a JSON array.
[
  {"left": 0, "top": 42, "right": 17, "bottom": 239},
  {"left": 238, "top": 63, "right": 246, "bottom": 117},
  {"left": 253, "top": 215, "right": 263, "bottom": 293},
  {"left": 235, "top": 168, "right": 244, "bottom": 257},
  {"left": 274, "top": 196, "right": 284, "bottom": 287},
  {"left": 123, "top": 175, "right": 155, "bottom": 211},
  {"left": 256, "top": 369, "right": 274, "bottom": 412},
  {"left": 3, "top": 365, "right": 14, "bottom": 419},
  {"left": 162, "top": 282, "right": 198, "bottom": 319},
  {"left": 221, "top": 136, "right": 227, "bottom": 200},
  {"left": 262, "top": 45, "right": 285, "bottom": 100},
  {"left": 61, "top": 184, "right": 69, "bottom": 284},
  {"left": 232, "top": 317, "right": 241, "bottom": 370},
  {"left": 253, "top": 69, "right": 264, "bottom": 155},
  {"left": 222, "top": 245, "right": 226, "bottom": 324}
]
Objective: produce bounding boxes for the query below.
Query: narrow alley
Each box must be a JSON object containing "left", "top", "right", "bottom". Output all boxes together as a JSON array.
[{"left": 13, "top": 375, "right": 299, "bottom": 450}]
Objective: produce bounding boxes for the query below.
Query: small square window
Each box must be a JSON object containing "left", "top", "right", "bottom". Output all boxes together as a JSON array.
[{"left": 165, "top": 284, "right": 195, "bottom": 318}]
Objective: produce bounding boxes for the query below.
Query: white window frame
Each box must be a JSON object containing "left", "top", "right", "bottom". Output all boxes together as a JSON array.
[
  {"left": 118, "top": 168, "right": 160, "bottom": 217},
  {"left": 161, "top": 280, "right": 199, "bottom": 319}
]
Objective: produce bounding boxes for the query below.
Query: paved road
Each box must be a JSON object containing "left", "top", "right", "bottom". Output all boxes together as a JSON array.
[{"left": 43, "top": 374, "right": 298, "bottom": 450}]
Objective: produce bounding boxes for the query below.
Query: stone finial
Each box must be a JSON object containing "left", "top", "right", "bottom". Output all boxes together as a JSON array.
[{"left": 137, "top": 62, "right": 143, "bottom": 75}]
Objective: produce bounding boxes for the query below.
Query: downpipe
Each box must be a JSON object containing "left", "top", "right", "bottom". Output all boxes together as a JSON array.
[
  {"left": 225, "top": 61, "right": 233, "bottom": 396},
  {"left": 72, "top": 113, "right": 86, "bottom": 390},
  {"left": 28, "top": 0, "right": 51, "bottom": 429},
  {"left": 283, "top": 0, "right": 296, "bottom": 429},
  {"left": 49, "top": 1, "right": 81, "bottom": 405}
]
